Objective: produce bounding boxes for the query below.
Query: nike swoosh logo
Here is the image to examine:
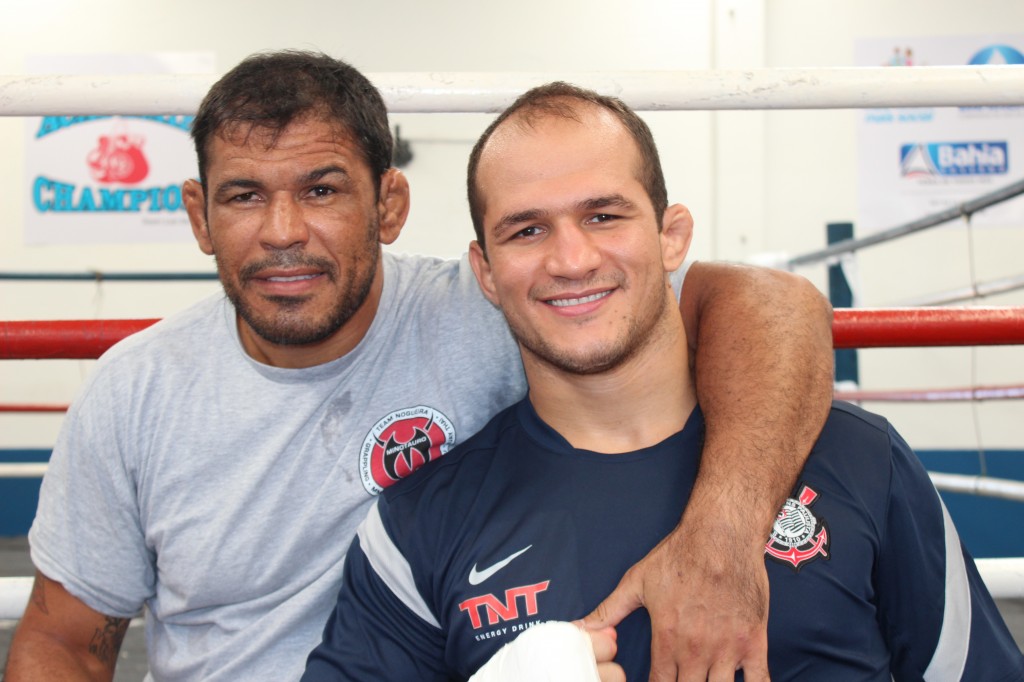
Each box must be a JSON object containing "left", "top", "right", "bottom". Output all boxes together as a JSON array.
[{"left": 468, "top": 545, "right": 533, "bottom": 586}]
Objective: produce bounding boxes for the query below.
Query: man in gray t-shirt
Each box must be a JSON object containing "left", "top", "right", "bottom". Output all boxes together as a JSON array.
[{"left": 6, "top": 51, "right": 834, "bottom": 682}]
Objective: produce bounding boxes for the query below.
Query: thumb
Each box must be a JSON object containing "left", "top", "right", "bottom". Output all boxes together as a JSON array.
[{"left": 582, "top": 573, "right": 644, "bottom": 630}]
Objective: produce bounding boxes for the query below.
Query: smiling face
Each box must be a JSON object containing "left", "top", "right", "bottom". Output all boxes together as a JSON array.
[
  {"left": 183, "top": 115, "right": 408, "bottom": 368},
  {"left": 469, "top": 104, "right": 692, "bottom": 377}
]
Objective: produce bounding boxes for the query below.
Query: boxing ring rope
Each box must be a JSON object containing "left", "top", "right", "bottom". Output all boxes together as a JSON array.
[
  {"left": 2, "top": 307, "right": 1020, "bottom": 360},
  {"left": 0, "top": 404, "right": 68, "bottom": 413},
  {"left": 896, "top": 273, "right": 1024, "bottom": 307},
  {"left": 835, "top": 384, "right": 1024, "bottom": 402},
  {"left": 785, "top": 179, "right": 1024, "bottom": 269},
  {"left": 780, "top": 153, "right": 1024, "bottom": 439},
  {"left": 0, "top": 318, "right": 158, "bottom": 359},
  {"left": 2, "top": 66, "right": 1024, "bottom": 615},
  {"left": 0, "top": 271, "right": 217, "bottom": 281},
  {"left": 3, "top": 66, "right": 1024, "bottom": 116}
]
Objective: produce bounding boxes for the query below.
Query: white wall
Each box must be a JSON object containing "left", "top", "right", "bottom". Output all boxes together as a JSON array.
[
  {"left": 1, "top": 0, "right": 1021, "bottom": 451},
  {"left": 0, "top": 0, "right": 717, "bottom": 446},
  {"left": 762, "top": 0, "right": 1024, "bottom": 449}
]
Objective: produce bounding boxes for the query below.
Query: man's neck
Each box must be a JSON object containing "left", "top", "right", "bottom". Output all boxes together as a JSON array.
[{"left": 524, "top": 315, "right": 696, "bottom": 454}]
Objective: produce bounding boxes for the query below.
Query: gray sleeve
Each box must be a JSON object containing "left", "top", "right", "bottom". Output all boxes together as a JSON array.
[{"left": 29, "top": 362, "right": 154, "bottom": 618}]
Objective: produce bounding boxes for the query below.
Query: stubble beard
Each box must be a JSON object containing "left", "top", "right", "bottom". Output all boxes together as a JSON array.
[
  {"left": 219, "top": 221, "right": 380, "bottom": 347},
  {"left": 509, "top": 278, "right": 672, "bottom": 376}
]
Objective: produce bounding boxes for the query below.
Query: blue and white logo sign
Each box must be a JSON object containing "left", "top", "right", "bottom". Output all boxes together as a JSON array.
[
  {"left": 900, "top": 142, "right": 1008, "bottom": 178},
  {"left": 968, "top": 44, "right": 1024, "bottom": 65},
  {"left": 857, "top": 35, "right": 1024, "bottom": 231}
]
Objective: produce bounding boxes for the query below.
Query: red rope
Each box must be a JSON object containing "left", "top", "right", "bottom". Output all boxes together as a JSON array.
[
  {"left": 0, "top": 319, "right": 158, "bottom": 359},
  {"left": 831, "top": 307, "right": 1024, "bottom": 348},
  {"left": 0, "top": 404, "right": 69, "bottom": 412},
  {"left": 0, "top": 307, "right": 1022, "bottom": 359}
]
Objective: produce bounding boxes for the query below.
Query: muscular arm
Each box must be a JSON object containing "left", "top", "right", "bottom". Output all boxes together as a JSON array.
[
  {"left": 4, "top": 571, "right": 130, "bottom": 682},
  {"left": 586, "top": 262, "right": 834, "bottom": 681}
]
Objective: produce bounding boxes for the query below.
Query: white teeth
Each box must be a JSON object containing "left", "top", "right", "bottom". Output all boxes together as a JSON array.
[
  {"left": 548, "top": 291, "right": 610, "bottom": 307},
  {"left": 267, "top": 274, "right": 318, "bottom": 282}
]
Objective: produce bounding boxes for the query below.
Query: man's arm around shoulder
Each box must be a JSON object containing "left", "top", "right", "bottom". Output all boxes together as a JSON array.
[
  {"left": 4, "top": 571, "right": 130, "bottom": 682},
  {"left": 586, "top": 262, "right": 834, "bottom": 680}
]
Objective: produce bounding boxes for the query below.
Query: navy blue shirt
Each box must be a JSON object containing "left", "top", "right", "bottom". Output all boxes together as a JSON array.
[{"left": 304, "top": 401, "right": 1023, "bottom": 681}]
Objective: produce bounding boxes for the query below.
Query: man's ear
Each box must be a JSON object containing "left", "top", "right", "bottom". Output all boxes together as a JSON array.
[
  {"left": 183, "top": 179, "right": 214, "bottom": 256},
  {"left": 660, "top": 203, "right": 694, "bottom": 272},
  {"left": 377, "top": 168, "right": 411, "bottom": 246},
  {"left": 468, "top": 240, "right": 501, "bottom": 307}
]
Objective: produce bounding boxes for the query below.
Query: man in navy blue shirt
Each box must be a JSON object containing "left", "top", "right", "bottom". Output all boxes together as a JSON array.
[{"left": 304, "top": 83, "right": 1024, "bottom": 681}]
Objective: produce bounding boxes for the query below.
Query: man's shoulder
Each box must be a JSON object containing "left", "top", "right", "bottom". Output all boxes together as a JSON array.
[
  {"left": 89, "top": 294, "right": 230, "bottom": 381},
  {"left": 817, "top": 400, "right": 893, "bottom": 451},
  {"left": 102, "top": 292, "right": 224, "bottom": 349},
  {"left": 384, "top": 251, "right": 464, "bottom": 287},
  {"left": 381, "top": 403, "right": 520, "bottom": 509}
]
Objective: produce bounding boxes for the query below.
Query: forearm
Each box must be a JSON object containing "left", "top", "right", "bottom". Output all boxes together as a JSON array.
[{"left": 681, "top": 262, "right": 834, "bottom": 545}]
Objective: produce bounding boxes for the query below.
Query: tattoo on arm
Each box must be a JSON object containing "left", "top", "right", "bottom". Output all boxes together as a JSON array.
[
  {"left": 29, "top": 577, "right": 49, "bottom": 615},
  {"left": 88, "top": 617, "right": 130, "bottom": 667}
]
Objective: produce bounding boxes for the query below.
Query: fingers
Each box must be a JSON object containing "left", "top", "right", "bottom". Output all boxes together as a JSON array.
[
  {"left": 646, "top": 624, "right": 771, "bottom": 682},
  {"left": 731, "top": 658, "right": 770, "bottom": 682},
  {"left": 583, "top": 624, "right": 618, "bottom": 663},
  {"left": 581, "top": 569, "right": 644, "bottom": 630},
  {"left": 646, "top": 624, "right": 685, "bottom": 682},
  {"left": 570, "top": 621, "right": 624, "bottom": 682},
  {"left": 596, "top": 662, "right": 627, "bottom": 682}
]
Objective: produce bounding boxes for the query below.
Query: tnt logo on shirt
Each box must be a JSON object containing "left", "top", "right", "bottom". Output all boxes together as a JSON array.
[
  {"left": 458, "top": 581, "right": 550, "bottom": 630},
  {"left": 359, "top": 406, "right": 455, "bottom": 494}
]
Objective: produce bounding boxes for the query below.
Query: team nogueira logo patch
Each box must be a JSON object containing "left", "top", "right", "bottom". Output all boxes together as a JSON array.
[
  {"left": 359, "top": 406, "right": 455, "bottom": 495},
  {"left": 765, "top": 484, "right": 830, "bottom": 571}
]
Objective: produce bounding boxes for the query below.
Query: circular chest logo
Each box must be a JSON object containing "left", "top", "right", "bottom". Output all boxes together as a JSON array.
[{"left": 359, "top": 406, "right": 456, "bottom": 495}]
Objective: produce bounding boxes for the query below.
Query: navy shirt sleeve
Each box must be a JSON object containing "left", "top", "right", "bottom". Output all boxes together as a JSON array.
[
  {"left": 876, "top": 425, "right": 1024, "bottom": 680},
  {"left": 302, "top": 530, "right": 448, "bottom": 681}
]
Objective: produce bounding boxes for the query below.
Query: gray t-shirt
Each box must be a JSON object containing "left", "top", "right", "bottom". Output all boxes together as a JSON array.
[{"left": 30, "top": 251, "right": 687, "bottom": 681}]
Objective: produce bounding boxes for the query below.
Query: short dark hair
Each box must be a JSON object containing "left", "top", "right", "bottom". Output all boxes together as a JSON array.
[
  {"left": 191, "top": 50, "right": 392, "bottom": 193},
  {"left": 467, "top": 82, "right": 668, "bottom": 248}
]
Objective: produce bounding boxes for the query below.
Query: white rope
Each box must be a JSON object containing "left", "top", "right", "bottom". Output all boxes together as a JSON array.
[
  {"left": 894, "top": 273, "right": 1024, "bottom": 307},
  {"left": 0, "top": 463, "right": 48, "bottom": 478},
  {"left": 929, "top": 472, "right": 1024, "bottom": 502},
  {"left": 2, "top": 66, "right": 1024, "bottom": 116}
]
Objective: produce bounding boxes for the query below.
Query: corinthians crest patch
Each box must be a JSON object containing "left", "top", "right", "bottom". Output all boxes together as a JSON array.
[
  {"left": 359, "top": 405, "right": 455, "bottom": 495},
  {"left": 765, "top": 484, "right": 830, "bottom": 571}
]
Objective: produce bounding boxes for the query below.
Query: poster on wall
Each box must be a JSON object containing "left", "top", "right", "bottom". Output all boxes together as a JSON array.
[
  {"left": 855, "top": 36, "right": 1023, "bottom": 233},
  {"left": 24, "top": 52, "right": 214, "bottom": 245}
]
